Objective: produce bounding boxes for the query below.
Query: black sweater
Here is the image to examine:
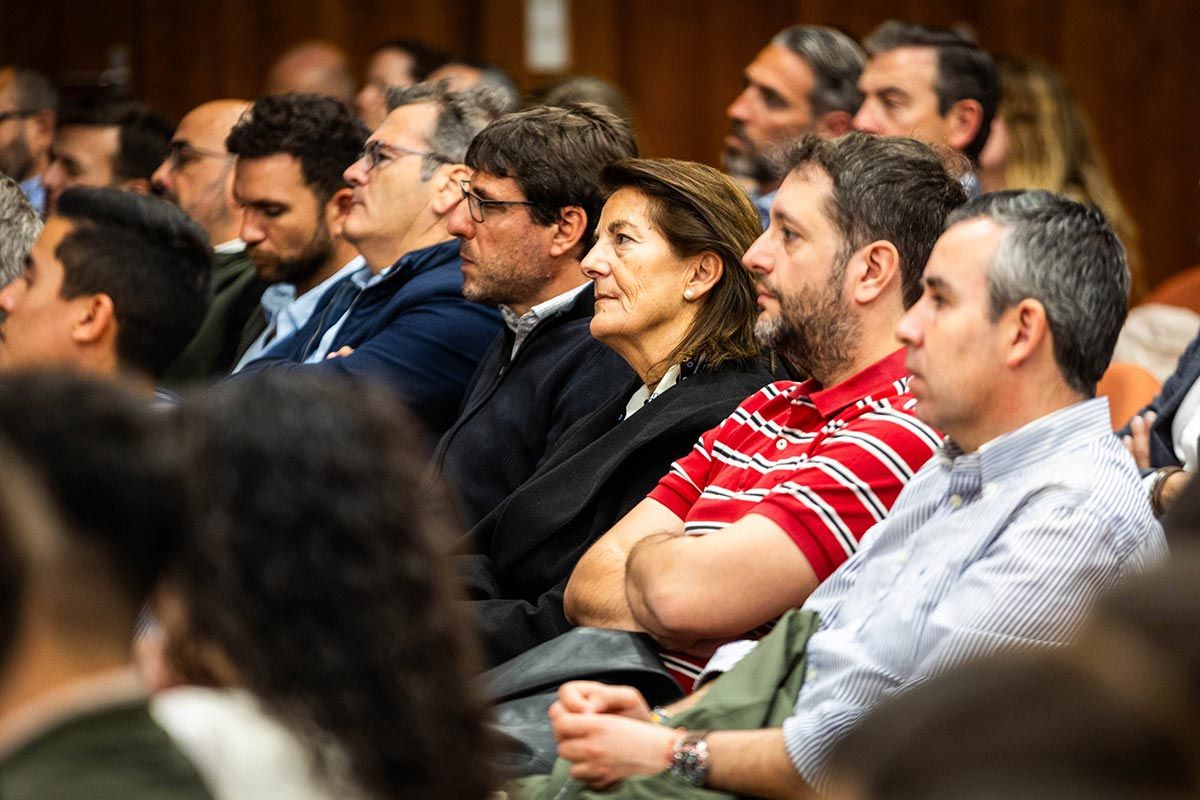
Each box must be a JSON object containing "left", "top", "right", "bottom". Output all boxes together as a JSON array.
[
  {"left": 431, "top": 285, "right": 633, "bottom": 526},
  {"left": 454, "top": 356, "right": 778, "bottom": 666}
]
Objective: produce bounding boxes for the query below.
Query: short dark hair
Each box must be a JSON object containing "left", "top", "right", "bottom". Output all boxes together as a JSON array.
[
  {"left": 946, "top": 190, "right": 1129, "bottom": 396},
  {"left": 171, "top": 372, "right": 491, "bottom": 800},
  {"left": 58, "top": 100, "right": 175, "bottom": 182},
  {"left": 0, "top": 372, "right": 186, "bottom": 626},
  {"left": 865, "top": 21, "right": 998, "bottom": 163},
  {"left": 371, "top": 38, "right": 451, "bottom": 83},
  {"left": 54, "top": 187, "right": 213, "bottom": 379},
  {"left": 601, "top": 158, "right": 762, "bottom": 370},
  {"left": 466, "top": 103, "right": 638, "bottom": 254},
  {"left": 782, "top": 133, "right": 967, "bottom": 307},
  {"left": 226, "top": 92, "right": 368, "bottom": 205}
]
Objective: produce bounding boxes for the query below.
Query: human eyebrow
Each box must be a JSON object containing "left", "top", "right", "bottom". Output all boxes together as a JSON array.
[
  {"left": 877, "top": 87, "right": 911, "bottom": 106},
  {"left": 924, "top": 275, "right": 952, "bottom": 296}
]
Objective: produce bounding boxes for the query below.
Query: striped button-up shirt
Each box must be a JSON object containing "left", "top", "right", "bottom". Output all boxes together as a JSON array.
[{"left": 705, "top": 397, "right": 1166, "bottom": 791}]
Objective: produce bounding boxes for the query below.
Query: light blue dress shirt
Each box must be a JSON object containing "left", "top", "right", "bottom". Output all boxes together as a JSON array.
[
  {"left": 704, "top": 398, "right": 1167, "bottom": 791},
  {"left": 232, "top": 256, "right": 364, "bottom": 373}
]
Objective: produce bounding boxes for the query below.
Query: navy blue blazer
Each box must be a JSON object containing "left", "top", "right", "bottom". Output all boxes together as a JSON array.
[
  {"left": 1118, "top": 331, "right": 1200, "bottom": 468},
  {"left": 238, "top": 239, "right": 502, "bottom": 435}
]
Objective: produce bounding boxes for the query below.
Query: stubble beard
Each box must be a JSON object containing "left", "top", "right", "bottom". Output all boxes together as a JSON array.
[{"left": 754, "top": 271, "right": 859, "bottom": 385}]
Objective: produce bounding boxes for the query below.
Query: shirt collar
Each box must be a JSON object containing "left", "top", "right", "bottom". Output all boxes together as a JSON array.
[
  {"left": 213, "top": 238, "right": 246, "bottom": 255},
  {"left": 265, "top": 255, "right": 365, "bottom": 324},
  {"left": 938, "top": 397, "right": 1113, "bottom": 486},
  {"left": 795, "top": 348, "right": 910, "bottom": 419},
  {"left": 500, "top": 281, "right": 591, "bottom": 333}
]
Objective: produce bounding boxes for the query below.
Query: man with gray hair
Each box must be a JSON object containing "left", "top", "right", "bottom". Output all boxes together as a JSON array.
[
  {"left": 724, "top": 26, "right": 864, "bottom": 228},
  {"left": 534, "top": 190, "right": 1164, "bottom": 799},
  {"left": 0, "top": 175, "right": 40, "bottom": 288},
  {"left": 0, "top": 66, "right": 57, "bottom": 215},
  {"left": 237, "top": 82, "right": 503, "bottom": 435}
]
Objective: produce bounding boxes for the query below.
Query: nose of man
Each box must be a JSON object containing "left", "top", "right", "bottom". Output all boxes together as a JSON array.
[{"left": 446, "top": 198, "right": 474, "bottom": 239}]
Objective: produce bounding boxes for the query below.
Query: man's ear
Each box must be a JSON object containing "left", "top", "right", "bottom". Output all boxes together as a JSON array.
[
  {"left": 431, "top": 164, "right": 470, "bottom": 216},
  {"left": 71, "top": 293, "right": 116, "bottom": 345},
  {"left": 850, "top": 240, "right": 901, "bottom": 305},
  {"left": 549, "top": 206, "right": 587, "bottom": 258},
  {"left": 120, "top": 177, "right": 152, "bottom": 196},
  {"left": 683, "top": 252, "right": 724, "bottom": 302},
  {"left": 945, "top": 98, "right": 985, "bottom": 155},
  {"left": 813, "top": 110, "right": 854, "bottom": 138},
  {"left": 27, "top": 110, "right": 55, "bottom": 154},
  {"left": 325, "top": 187, "right": 355, "bottom": 237},
  {"left": 1003, "top": 297, "right": 1050, "bottom": 369}
]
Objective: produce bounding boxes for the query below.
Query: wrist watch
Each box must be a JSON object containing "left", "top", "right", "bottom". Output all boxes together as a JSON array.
[
  {"left": 1150, "top": 466, "right": 1184, "bottom": 517},
  {"left": 668, "top": 729, "right": 710, "bottom": 787}
]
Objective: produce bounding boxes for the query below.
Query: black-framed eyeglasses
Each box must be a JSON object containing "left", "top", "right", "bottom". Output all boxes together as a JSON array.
[
  {"left": 458, "top": 178, "right": 539, "bottom": 224},
  {"left": 0, "top": 109, "right": 39, "bottom": 124},
  {"left": 166, "top": 140, "right": 234, "bottom": 168},
  {"left": 357, "top": 139, "right": 451, "bottom": 173}
]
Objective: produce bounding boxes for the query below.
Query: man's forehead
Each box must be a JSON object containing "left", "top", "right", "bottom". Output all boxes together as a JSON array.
[
  {"left": 58, "top": 124, "right": 120, "bottom": 156},
  {"left": 776, "top": 164, "right": 833, "bottom": 210},
  {"left": 177, "top": 102, "right": 244, "bottom": 150},
  {"left": 863, "top": 46, "right": 939, "bottom": 90},
  {"left": 34, "top": 215, "right": 74, "bottom": 254},
  {"left": 234, "top": 152, "right": 306, "bottom": 196},
  {"left": 926, "top": 217, "right": 1006, "bottom": 282},
  {"left": 747, "top": 43, "right": 816, "bottom": 100},
  {"left": 468, "top": 170, "right": 523, "bottom": 198},
  {"left": 376, "top": 101, "right": 437, "bottom": 146}
]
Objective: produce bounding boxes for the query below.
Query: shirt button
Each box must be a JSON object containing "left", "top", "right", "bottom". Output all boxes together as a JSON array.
[
  {"left": 949, "top": 494, "right": 963, "bottom": 508},
  {"left": 776, "top": 440, "right": 787, "bottom": 450}
]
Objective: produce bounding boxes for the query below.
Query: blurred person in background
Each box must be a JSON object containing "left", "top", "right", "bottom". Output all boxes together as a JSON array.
[
  {"left": 0, "top": 66, "right": 57, "bottom": 215},
  {"left": 356, "top": 38, "right": 449, "bottom": 130}
]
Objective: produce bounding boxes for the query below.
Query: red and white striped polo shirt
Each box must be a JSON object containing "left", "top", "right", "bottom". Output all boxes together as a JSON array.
[{"left": 646, "top": 348, "right": 942, "bottom": 686}]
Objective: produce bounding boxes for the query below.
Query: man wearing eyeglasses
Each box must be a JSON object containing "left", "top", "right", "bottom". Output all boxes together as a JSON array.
[
  {"left": 152, "top": 99, "right": 270, "bottom": 385},
  {"left": 0, "top": 66, "right": 57, "bottom": 217},
  {"left": 428, "top": 104, "right": 636, "bottom": 526},
  {"left": 237, "top": 81, "right": 504, "bottom": 435}
]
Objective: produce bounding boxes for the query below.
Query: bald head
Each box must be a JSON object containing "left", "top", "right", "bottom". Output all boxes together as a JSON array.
[
  {"left": 151, "top": 99, "right": 249, "bottom": 244},
  {"left": 265, "top": 41, "right": 354, "bottom": 104}
]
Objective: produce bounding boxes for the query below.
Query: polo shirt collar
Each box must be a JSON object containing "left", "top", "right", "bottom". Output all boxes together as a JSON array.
[{"left": 797, "top": 348, "right": 909, "bottom": 419}]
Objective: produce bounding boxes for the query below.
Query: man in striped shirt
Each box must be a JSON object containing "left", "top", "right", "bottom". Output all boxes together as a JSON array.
[
  {"left": 563, "top": 133, "right": 966, "bottom": 686},
  {"left": 545, "top": 191, "right": 1166, "bottom": 798}
]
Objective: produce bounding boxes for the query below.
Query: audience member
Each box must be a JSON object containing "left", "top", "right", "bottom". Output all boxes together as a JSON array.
[
  {"left": 226, "top": 94, "right": 368, "bottom": 372},
  {"left": 427, "top": 57, "right": 520, "bottom": 113},
  {"left": 0, "top": 174, "right": 41, "bottom": 288},
  {"left": 0, "top": 372, "right": 211, "bottom": 799},
  {"left": 263, "top": 40, "right": 354, "bottom": 105},
  {"left": 456, "top": 158, "right": 777, "bottom": 666},
  {"left": 527, "top": 76, "right": 634, "bottom": 127},
  {"left": 0, "top": 187, "right": 212, "bottom": 396},
  {"left": 854, "top": 21, "right": 997, "bottom": 171},
  {"left": 237, "top": 82, "right": 503, "bottom": 435},
  {"left": 157, "top": 372, "right": 493, "bottom": 800},
  {"left": 566, "top": 134, "right": 960, "bottom": 687},
  {"left": 153, "top": 99, "right": 268, "bottom": 386},
  {"left": 0, "top": 66, "right": 57, "bottom": 215},
  {"left": 1121, "top": 330, "right": 1200, "bottom": 517},
  {"left": 979, "top": 56, "right": 1143, "bottom": 297},
  {"left": 43, "top": 100, "right": 174, "bottom": 214},
  {"left": 431, "top": 103, "right": 636, "bottom": 525},
  {"left": 532, "top": 190, "right": 1164, "bottom": 799},
  {"left": 825, "top": 648, "right": 1200, "bottom": 800},
  {"left": 724, "top": 26, "right": 864, "bottom": 228},
  {"left": 356, "top": 38, "right": 449, "bottom": 130}
]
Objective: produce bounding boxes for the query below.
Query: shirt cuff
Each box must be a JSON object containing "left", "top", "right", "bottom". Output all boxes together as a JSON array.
[{"left": 697, "top": 639, "right": 759, "bottom": 684}]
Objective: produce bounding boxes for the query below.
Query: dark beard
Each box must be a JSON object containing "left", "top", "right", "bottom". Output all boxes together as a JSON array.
[
  {"left": 248, "top": 224, "right": 334, "bottom": 288},
  {"left": 754, "top": 271, "right": 859, "bottom": 385}
]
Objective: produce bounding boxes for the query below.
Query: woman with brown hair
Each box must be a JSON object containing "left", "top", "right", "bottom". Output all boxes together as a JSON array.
[
  {"left": 456, "top": 158, "right": 778, "bottom": 667},
  {"left": 979, "top": 55, "right": 1145, "bottom": 299}
]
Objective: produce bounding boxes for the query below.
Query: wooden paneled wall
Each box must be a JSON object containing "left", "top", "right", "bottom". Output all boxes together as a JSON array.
[{"left": 2, "top": 0, "right": 1197, "bottom": 287}]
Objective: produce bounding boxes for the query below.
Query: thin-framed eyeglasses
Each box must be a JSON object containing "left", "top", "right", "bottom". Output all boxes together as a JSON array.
[
  {"left": 357, "top": 140, "right": 451, "bottom": 173},
  {"left": 166, "top": 140, "right": 234, "bottom": 168},
  {"left": 0, "top": 109, "right": 39, "bottom": 124},
  {"left": 458, "top": 178, "right": 539, "bottom": 224}
]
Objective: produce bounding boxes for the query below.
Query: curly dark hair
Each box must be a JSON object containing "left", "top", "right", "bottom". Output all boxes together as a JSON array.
[
  {"left": 225, "top": 93, "right": 368, "bottom": 205},
  {"left": 169, "top": 372, "right": 492, "bottom": 800},
  {"left": 58, "top": 99, "right": 175, "bottom": 182}
]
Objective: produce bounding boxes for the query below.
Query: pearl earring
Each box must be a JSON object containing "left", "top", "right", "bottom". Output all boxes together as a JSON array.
[{"left": 684, "top": 289, "right": 694, "bottom": 300}]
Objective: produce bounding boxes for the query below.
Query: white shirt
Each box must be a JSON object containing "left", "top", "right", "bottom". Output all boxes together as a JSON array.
[
  {"left": 213, "top": 238, "right": 246, "bottom": 255},
  {"left": 499, "top": 282, "right": 591, "bottom": 359},
  {"left": 623, "top": 363, "right": 682, "bottom": 419}
]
